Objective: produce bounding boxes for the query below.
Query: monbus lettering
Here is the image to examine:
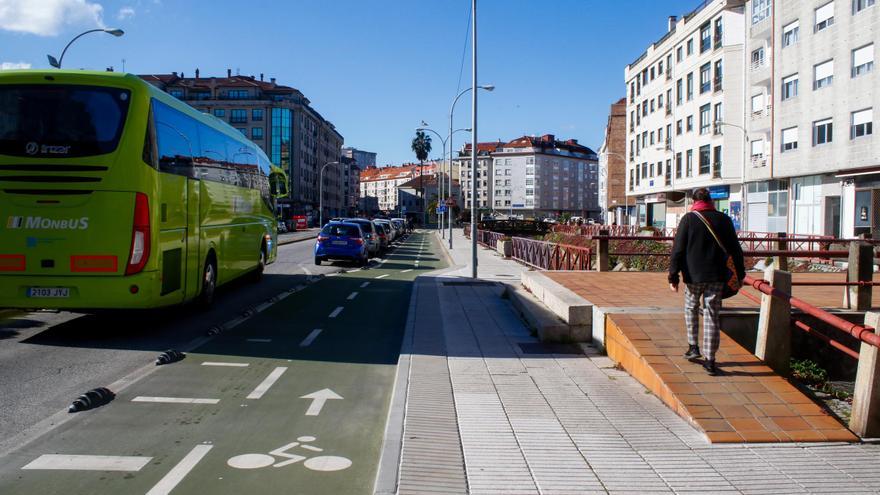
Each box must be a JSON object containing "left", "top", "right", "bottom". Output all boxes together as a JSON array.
[{"left": 16, "top": 216, "right": 90, "bottom": 230}]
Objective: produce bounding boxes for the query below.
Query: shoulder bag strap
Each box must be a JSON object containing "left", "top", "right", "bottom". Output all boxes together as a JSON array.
[{"left": 692, "top": 211, "right": 728, "bottom": 255}]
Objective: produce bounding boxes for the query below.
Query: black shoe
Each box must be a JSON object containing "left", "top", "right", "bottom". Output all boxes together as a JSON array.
[
  {"left": 703, "top": 359, "right": 719, "bottom": 376},
  {"left": 683, "top": 345, "right": 702, "bottom": 361}
]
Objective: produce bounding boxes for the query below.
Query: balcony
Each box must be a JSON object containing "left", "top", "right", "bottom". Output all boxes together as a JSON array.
[{"left": 751, "top": 156, "right": 767, "bottom": 168}]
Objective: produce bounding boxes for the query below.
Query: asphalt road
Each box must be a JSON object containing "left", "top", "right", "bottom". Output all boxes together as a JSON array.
[{"left": 0, "top": 231, "right": 444, "bottom": 494}]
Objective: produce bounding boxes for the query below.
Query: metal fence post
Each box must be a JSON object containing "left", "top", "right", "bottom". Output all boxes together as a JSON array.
[
  {"left": 846, "top": 241, "right": 874, "bottom": 311},
  {"left": 596, "top": 229, "right": 610, "bottom": 272},
  {"left": 755, "top": 268, "right": 792, "bottom": 376},
  {"left": 851, "top": 311, "right": 880, "bottom": 437},
  {"left": 774, "top": 232, "right": 788, "bottom": 271}
]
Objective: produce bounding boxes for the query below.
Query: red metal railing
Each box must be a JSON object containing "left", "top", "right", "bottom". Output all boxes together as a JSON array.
[{"left": 511, "top": 236, "right": 592, "bottom": 270}]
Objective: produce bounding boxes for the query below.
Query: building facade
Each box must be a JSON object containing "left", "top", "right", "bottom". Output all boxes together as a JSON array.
[
  {"left": 140, "top": 70, "right": 345, "bottom": 222},
  {"left": 397, "top": 175, "right": 461, "bottom": 224},
  {"left": 454, "top": 142, "right": 503, "bottom": 212},
  {"left": 599, "top": 98, "right": 630, "bottom": 224},
  {"left": 342, "top": 147, "right": 377, "bottom": 168},
  {"left": 625, "top": 1, "right": 746, "bottom": 230},
  {"left": 359, "top": 163, "right": 437, "bottom": 213}
]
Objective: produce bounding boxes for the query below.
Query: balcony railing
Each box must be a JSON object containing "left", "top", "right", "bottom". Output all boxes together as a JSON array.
[
  {"left": 750, "top": 58, "right": 766, "bottom": 71},
  {"left": 751, "top": 156, "right": 767, "bottom": 168}
]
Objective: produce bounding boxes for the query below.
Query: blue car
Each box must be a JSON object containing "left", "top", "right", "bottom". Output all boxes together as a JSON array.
[{"left": 314, "top": 221, "right": 369, "bottom": 266}]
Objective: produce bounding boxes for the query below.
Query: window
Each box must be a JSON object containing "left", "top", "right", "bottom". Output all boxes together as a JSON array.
[
  {"left": 751, "top": 139, "right": 765, "bottom": 158},
  {"left": 686, "top": 150, "right": 693, "bottom": 177},
  {"left": 813, "top": 118, "right": 833, "bottom": 145},
  {"left": 676, "top": 46, "right": 683, "bottom": 62},
  {"left": 650, "top": 99, "right": 655, "bottom": 113},
  {"left": 658, "top": 93, "right": 664, "bottom": 108},
  {"left": 714, "top": 60, "right": 723, "bottom": 91},
  {"left": 676, "top": 79, "right": 683, "bottom": 105},
  {"left": 252, "top": 109, "right": 264, "bottom": 121},
  {"left": 713, "top": 103, "right": 723, "bottom": 134},
  {"left": 782, "top": 21, "right": 799, "bottom": 47},
  {"left": 751, "top": 47, "right": 765, "bottom": 69},
  {"left": 751, "top": 93, "right": 766, "bottom": 114},
  {"left": 168, "top": 88, "right": 184, "bottom": 99},
  {"left": 699, "top": 63, "right": 711, "bottom": 93},
  {"left": 782, "top": 74, "right": 799, "bottom": 100},
  {"left": 853, "top": 44, "right": 874, "bottom": 77},
  {"left": 699, "top": 145, "right": 710, "bottom": 174},
  {"left": 251, "top": 127, "right": 264, "bottom": 140},
  {"left": 686, "top": 73, "right": 694, "bottom": 100},
  {"left": 227, "top": 89, "right": 249, "bottom": 99},
  {"left": 650, "top": 131, "right": 655, "bottom": 145},
  {"left": 676, "top": 120, "right": 683, "bottom": 135},
  {"left": 650, "top": 67, "right": 655, "bottom": 81},
  {"left": 700, "top": 23, "right": 711, "bottom": 53},
  {"left": 852, "top": 108, "right": 873, "bottom": 138},
  {"left": 686, "top": 115, "right": 694, "bottom": 132},
  {"left": 213, "top": 108, "right": 225, "bottom": 117},
  {"left": 781, "top": 126, "right": 798, "bottom": 151},
  {"left": 753, "top": 0, "right": 771, "bottom": 24},
  {"left": 714, "top": 18, "right": 723, "bottom": 48},
  {"left": 854, "top": 0, "right": 875, "bottom": 13},
  {"left": 699, "top": 104, "right": 711, "bottom": 134},
  {"left": 687, "top": 38, "right": 694, "bottom": 55},
  {"left": 650, "top": 162, "right": 655, "bottom": 177},
  {"left": 666, "top": 89, "right": 672, "bottom": 112},
  {"left": 814, "top": 60, "right": 834, "bottom": 89},
  {"left": 230, "top": 109, "right": 247, "bottom": 123},
  {"left": 658, "top": 127, "right": 663, "bottom": 142},
  {"left": 675, "top": 153, "right": 682, "bottom": 178},
  {"left": 658, "top": 61, "right": 664, "bottom": 75},
  {"left": 631, "top": 169, "right": 636, "bottom": 188},
  {"left": 713, "top": 146, "right": 722, "bottom": 178},
  {"left": 815, "top": 2, "right": 834, "bottom": 32},
  {"left": 642, "top": 163, "right": 648, "bottom": 178}
]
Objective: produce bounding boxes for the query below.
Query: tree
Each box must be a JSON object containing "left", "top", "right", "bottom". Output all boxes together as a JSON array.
[{"left": 411, "top": 131, "right": 432, "bottom": 225}]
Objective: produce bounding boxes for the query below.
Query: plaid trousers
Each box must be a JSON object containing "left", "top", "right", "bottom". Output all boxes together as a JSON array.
[{"left": 684, "top": 282, "right": 724, "bottom": 361}]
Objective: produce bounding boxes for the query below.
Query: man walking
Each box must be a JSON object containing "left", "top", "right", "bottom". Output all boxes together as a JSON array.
[{"left": 668, "top": 188, "right": 745, "bottom": 375}]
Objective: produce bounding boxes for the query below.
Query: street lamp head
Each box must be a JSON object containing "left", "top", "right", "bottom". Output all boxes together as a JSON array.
[
  {"left": 479, "top": 84, "right": 495, "bottom": 92},
  {"left": 104, "top": 28, "right": 125, "bottom": 37}
]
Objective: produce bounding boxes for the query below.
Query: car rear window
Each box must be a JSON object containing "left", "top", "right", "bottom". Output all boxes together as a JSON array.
[
  {"left": 350, "top": 220, "right": 373, "bottom": 233},
  {"left": 322, "top": 224, "right": 360, "bottom": 237}
]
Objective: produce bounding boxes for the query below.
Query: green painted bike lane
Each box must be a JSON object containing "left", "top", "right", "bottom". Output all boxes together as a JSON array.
[{"left": 0, "top": 232, "right": 445, "bottom": 495}]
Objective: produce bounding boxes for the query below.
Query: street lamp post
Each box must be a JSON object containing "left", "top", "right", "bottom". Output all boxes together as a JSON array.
[
  {"left": 319, "top": 161, "right": 340, "bottom": 229},
  {"left": 715, "top": 120, "right": 749, "bottom": 230},
  {"left": 48, "top": 28, "right": 125, "bottom": 69},
  {"left": 416, "top": 126, "right": 473, "bottom": 239}
]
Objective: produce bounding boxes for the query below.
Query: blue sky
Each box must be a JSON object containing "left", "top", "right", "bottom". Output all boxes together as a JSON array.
[{"left": 1, "top": 0, "right": 701, "bottom": 166}]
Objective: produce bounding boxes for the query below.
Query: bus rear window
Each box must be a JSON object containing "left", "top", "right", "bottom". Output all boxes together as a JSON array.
[{"left": 0, "top": 85, "right": 131, "bottom": 158}]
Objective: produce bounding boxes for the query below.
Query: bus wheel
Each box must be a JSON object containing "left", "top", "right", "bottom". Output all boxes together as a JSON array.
[
  {"left": 197, "top": 258, "right": 217, "bottom": 309},
  {"left": 250, "top": 247, "right": 266, "bottom": 283}
]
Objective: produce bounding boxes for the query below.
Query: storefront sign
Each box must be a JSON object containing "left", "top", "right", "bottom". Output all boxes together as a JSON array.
[
  {"left": 644, "top": 193, "right": 666, "bottom": 203},
  {"left": 708, "top": 185, "right": 730, "bottom": 200}
]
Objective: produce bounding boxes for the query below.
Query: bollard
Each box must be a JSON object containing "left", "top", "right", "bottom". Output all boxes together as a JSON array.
[
  {"left": 846, "top": 241, "right": 874, "bottom": 311},
  {"left": 774, "top": 232, "right": 788, "bottom": 271},
  {"left": 596, "top": 229, "right": 610, "bottom": 272},
  {"left": 851, "top": 312, "right": 880, "bottom": 437},
  {"left": 755, "top": 268, "right": 791, "bottom": 376}
]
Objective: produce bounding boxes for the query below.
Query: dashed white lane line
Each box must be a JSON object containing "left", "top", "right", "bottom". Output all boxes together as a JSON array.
[
  {"left": 132, "top": 397, "right": 219, "bottom": 404},
  {"left": 247, "top": 338, "right": 272, "bottom": 343},
  {"left": 360, "top": 282, "right": 370, "bottom": 288},
  {"left": 145, "top": 444, "right": 213, "bottom": 495},
  {"left": 246, "top": 366, "right": 288, "bottom": 400},
  {"left": 22, "top": 454, "right": 152, "bottom": 472},
  {"left": 300, "top": 265, "right": 313, "bottom": 275},
  {"left": 202, "top": 362, "right": 249, "bottom": 367},
  {"left": 346, "top": 291, "right": 358, "bottom": 300},
  {"left": 401, "top": 269, "right": 413, "bottom": 273},
  {"left": 375, "top": 274, "right": 389, "bottom": 279},
  {"left": 299, "top": 329, "right": 323, "bottom": 347},
  {"left": 328, "top": 306, "right": 344, "bottom": 318}
]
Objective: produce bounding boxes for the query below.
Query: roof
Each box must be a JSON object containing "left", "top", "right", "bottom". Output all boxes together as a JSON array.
[
  {"left": 138, "top": 73, "right": 297, "bottom": 94},
  {"left": 502, "top": 135, "right": 596, "bottom": 156},
  {"left": 359, "top": 162, "right": 438, "bottom": 182},
  {"left": 458, "top": 141, "right": 504, "bottom": 156}
]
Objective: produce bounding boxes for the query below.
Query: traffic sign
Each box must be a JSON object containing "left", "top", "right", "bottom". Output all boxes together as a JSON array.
[{"left": 437, "top": 205, "right": 448, "bottom": 214}]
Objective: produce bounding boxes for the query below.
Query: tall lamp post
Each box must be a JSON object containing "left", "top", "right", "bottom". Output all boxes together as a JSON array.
[
  {"left": 319, "top": 161, "right": 340, "bottom": 229},
  {"left": 449, "top": 84, "right": 494, "bottom": 250},
  {"left": 714, "top": 120, "right": 749, "bottom": 230},
  {"left": 48, "top": 28, "right": 125, "bottom": 69},
  {"left": 416, "top": 126, "right": 472, "bottom": 238}
]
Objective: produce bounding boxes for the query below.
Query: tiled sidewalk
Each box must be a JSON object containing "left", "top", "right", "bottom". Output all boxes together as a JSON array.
[{"left": 389, "top": 231, "right": 880, "bottom": 494}]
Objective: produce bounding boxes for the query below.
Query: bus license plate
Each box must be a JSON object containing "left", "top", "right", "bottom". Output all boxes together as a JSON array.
[{"left": 28, "top": 287, "right": 70, "bottom": 298}]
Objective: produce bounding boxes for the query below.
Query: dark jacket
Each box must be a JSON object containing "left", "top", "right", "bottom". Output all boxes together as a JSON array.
[{"left": 668, "top": 210, "right": 745, "bottom": 285}]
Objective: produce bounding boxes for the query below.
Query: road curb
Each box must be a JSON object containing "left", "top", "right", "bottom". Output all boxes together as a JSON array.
[{"left": 277, "top": 232, "right": 318, "bottom": 246}]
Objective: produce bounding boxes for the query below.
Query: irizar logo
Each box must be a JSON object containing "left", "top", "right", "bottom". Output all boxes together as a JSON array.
[
  {"left": 24, "top": 142, "right": 70, "bottom": 155},
  {"left": 6, "top": 216, "right": 89, "bottom": 230}
]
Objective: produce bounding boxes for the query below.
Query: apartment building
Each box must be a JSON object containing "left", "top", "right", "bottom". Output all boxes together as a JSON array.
[
  {"left": 397, "top": 175, "right": 461, "bottom": 222},
  {"left": 743, "top": 0, "right": 879, "bottom": 237},
  {"left": 359, "top": 163, "right": 437, "bottom": 212},
  {"left": 342, "top": 147, "right": 377, "bottom": 168},
  {"left": 140, "top": 70, "right": 345, "bottom": 220},
  {"left": 625, "top": 1, "right": 746, "bottom": 229},
  {"left": 454, "top": 141, "right": 503, "bottom": 211},
  {"left": 599, "top": 98, "right": 630, "bottom": 224}
]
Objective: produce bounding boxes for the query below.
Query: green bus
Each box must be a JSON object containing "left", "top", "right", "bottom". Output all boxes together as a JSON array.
[{"left": 0, "top": 70, "right": 286, "bottom": 310}]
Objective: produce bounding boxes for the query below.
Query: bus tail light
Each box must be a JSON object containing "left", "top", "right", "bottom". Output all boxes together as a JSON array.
[
  {"left": 0, "top": 255, "right": 25, "bottom": 271},
  {"left": 71, "top": 255, "right": 118, "bottom": 272},
  {"left": 125, "top": 193, "right": 151, "bottom": 276}
]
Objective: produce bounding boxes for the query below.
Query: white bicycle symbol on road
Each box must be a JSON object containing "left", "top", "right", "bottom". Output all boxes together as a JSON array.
[{"left": 227, "top": 436, "right": 352, "bottom": 472}]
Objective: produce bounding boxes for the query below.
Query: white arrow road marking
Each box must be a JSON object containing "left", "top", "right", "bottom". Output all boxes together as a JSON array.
[
  {"left": 22, "top": 454, "right": 152, "bottom": 472},
  {"left": 146, "top": 444, "right": 213, "bottom": 495},
  {"left": 346, "top": 292, "right": 358, "bottom": 300},
  {"left": 300, "top": 389, "right": 343, "bottom": 416},
  {"left": 328, "top": 306, "right": 344, "bottom": 318},
  {"left": 202, "top": 362, "right": 249, "bottom": 367},
  {"left": 375, "top": 274, "right": 389, "bottom": 279},
  {"left": 360, "top": 282, "right": 370, "bottom": 288},
  {"left": 247, "top": 367, "right": 287, "bottom": 399},
  {"left": 132, "top": 397, "right": 219, "bottom": 404},
  {"left": 299, "top": 329, "right": 322, "bottom": 347}
]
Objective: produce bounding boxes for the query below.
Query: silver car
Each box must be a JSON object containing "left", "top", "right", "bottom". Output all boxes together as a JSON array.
[
  {"left": 344, "top": 218, "right": 380, "bottom": 257},
  {"left": 374, "top": 219, "right": 395, "bottom": 242}
]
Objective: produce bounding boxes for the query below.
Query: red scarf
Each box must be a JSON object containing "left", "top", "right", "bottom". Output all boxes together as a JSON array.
[{"left": 691, "top": 200, "right": 716, "bottom": 212}]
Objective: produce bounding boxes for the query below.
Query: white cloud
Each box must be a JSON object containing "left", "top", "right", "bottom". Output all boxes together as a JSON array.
[
  {"left": 0, "top": 61, "right": 31, "bottom": 70},
  {"left": 0, "top": 0, "right": 105, "bottom": 36},
  {"left": 116, "top": 6, "right": 134, "bottom": 20}
]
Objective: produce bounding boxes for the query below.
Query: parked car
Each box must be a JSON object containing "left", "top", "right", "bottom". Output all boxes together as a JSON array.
[
  {"left": 344, "top": 218, "right": 380, "bottom": 257},
  {"left": 374, "top": 219, "right": 395, "bottom": 242},
  {"left": 314, "top": 221, "right": 368, "bottom": 266},
  {"left": 374, "top": 223, "right": 389, "bottom": 253}
]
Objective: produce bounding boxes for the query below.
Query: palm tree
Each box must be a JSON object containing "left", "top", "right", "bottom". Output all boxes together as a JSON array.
[{"left": 411, "top": 131, "right": 432, "bottom": 225}]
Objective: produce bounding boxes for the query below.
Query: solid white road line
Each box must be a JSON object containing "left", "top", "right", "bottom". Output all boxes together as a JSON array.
[
  {"left": 360, "top": 282, "right": 370, "bottom": 288},
  {"left": 401, "top": 269, "right": 413, "bottom": 273},
  {"left": 375, "top": 274, "right": 389, "bottom": 279},
  {"left": 22, "top": 454, "right": 152, "bottom": 472},
  {"left": 246, "top": 366, "right": 288, "bottom": 399},
  {"left": 301, "top": 265, "right": 313, "bottom": 275},
  {"left": 346, "top": 291, "right": 358, "bottom": 300},
  {"left": 299, "top": 329, "right": 323, "bottom": 347},
  {"left": 201, "top": 362, "right": 249, "bottom": 367},
  {"left": 328, "top": 306, "right": 344, "bottom": 318},
  {"left": 145, "top": 444, "right": 213, "bottom": 495},
  {"left": 132, "top": 397, "right": 220, "bottom": 404},
  {"left": 246, "top": 338, "right": 272, "bottom": 343}
]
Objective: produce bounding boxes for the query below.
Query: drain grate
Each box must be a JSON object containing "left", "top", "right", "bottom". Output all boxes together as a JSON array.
[
  {"left": 441, "top": 281, "right": 496, "bottom": 286},
  {"left": 518, "top": 342, "right": 581, "bottom": 355}
]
